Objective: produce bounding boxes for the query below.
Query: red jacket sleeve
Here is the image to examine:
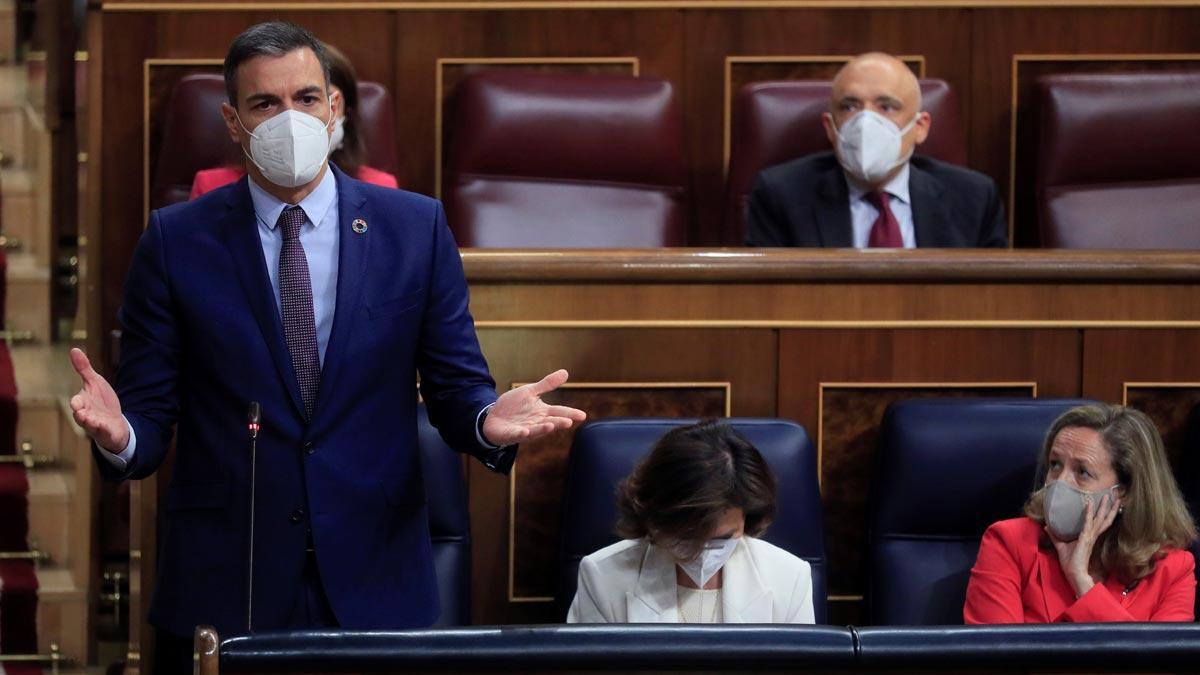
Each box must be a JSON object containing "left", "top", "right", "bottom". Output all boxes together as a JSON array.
[
  {"left": 1058, "top": 584, "right": 1135, "bottom": 622},
  {"left": 964, "top": 522, "right": 1026, "bottom": 624},
  {"left": 1149, "top": 551, "right": 1196, "bottom": 622},
  {"left": 1060, "top": 550, "right": 1195, "bottom": 622}
]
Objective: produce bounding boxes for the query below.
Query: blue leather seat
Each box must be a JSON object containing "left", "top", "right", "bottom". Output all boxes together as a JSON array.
[
  {"left": 855, "top": 624, "right": 1200, "bottom": 670},
  {"left": 867, "top": 398, "right": 1096, "bottom": 625},
  {"left": 557, "top": 418, "right": 826, "bottom": 623},
  {"left": 416, "top": 403, "right": 472, "bottom": 626}
]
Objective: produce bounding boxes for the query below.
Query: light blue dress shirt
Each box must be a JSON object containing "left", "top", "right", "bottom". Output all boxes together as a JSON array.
[
  {"left": 846, "top": 163, "right": 916, "bottom": 249},
  {"left": 247, "top": 167, "right": 341, "bottom": 364},
  {"left": 104, "top": 169, "right": 496, "bottom": 470}
]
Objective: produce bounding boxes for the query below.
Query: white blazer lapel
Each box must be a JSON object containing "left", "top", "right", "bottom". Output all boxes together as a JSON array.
[
  {"left": 721, "top": 539, "right": 774, "bottom": 623},
  {"left": 627, "top": 542, "right": 680, "bottom": 623}
]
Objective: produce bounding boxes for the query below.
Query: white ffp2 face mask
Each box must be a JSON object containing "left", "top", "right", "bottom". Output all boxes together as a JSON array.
[
  {"left": 676, "top": 538, "right": 739, "bottom": 588},
  {"left": 236, "top": 103, "right": 333, "bottom": 189},
  {"left": 329, "top": 115, "right": 346, "bottom": 154},
  {"left": 1043, "top": 479, "right": 1121, "bottom": 542},
  {"left": 832, "top": 110, "right": 919, "bottom": 185}
]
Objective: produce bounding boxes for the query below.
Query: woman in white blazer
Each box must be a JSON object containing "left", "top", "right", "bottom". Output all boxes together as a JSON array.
[{"left": 566, "top": 421, "right": 815, "bottom": 624}]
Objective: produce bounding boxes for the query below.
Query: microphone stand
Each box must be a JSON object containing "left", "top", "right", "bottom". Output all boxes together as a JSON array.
[{"left": 246, "top": 401, "right": 261, "bottom": 634}]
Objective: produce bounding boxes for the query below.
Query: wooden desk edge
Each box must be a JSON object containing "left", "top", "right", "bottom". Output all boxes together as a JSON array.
[{"left": 460, "top": 249, "right": 1200, "bottom": 283}]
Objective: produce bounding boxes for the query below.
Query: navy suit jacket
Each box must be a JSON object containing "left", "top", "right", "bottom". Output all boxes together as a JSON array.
[
  {"left": 96, "top": 166, "right": 504, "bottom": 637},
  {"left": 745, "top": 152, "right": 1008, "bottom": 248}
]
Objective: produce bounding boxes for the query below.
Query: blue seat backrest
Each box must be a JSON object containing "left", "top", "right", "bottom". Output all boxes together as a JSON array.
[
  {"left": 416, "top": 402, "right": 472, "bottom": 626},
  {"left": 557, "top": 418, "right": 827, "bottom": 623},
  {"left": 868, "top": 398, "right": 1097, "bottom": 625}
]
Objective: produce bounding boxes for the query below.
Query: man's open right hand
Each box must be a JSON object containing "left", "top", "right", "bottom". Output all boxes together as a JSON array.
[{"left": 69, "top": 348, "right": 129, "bottom": 453}]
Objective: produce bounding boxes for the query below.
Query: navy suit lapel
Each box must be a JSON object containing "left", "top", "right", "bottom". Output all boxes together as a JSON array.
[
  {"left": 220, "top": 177, "right": 307, "bottom": 418},
  {"left": 312, "top": 166, "right": 372, "bottom": 421},
  {"left": 814, "top": 167, "right": 853, "bottom": 248},
  {"left": 910, "top": 162, "right": 949, "bottom": 248}
]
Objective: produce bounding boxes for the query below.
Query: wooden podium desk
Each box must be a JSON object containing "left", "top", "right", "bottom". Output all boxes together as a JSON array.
[
  {"left": 130, "top": 249, "right": 1200, "bottom": 669},
  {"left": 460, "top": 248, "right": 1200, "bottom": 625}
]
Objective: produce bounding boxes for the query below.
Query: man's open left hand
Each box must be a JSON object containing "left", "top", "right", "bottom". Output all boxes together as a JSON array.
[{"left": 482, "top": 369, "right": 587, "bottom": 446}]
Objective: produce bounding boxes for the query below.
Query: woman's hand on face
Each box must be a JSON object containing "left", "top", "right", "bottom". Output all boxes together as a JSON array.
[{"left": 1046, "top": 493, "right": 1122, "bottom": 599}]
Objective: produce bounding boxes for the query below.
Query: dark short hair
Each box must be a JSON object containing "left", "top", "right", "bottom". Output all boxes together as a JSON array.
[
  {"left": 223, "top": 21, "right": 331, "bottom": 106},
  {"left": 615, "top": 421, "right": 777, "bottom": 560}
]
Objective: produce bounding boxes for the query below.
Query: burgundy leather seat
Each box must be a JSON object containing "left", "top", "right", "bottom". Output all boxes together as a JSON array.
[
  {"left": 444, "top": 70, "right": 687, "bottom": 247},
  {"left": 151, "top": 74, "right": 401, "bottom": 209},
  {"left": 723, "top": 79, "right": 966, "bottom": 244},
  {"left": 356, "top": 81, "right": 400, "bottom": 180},
  {"left": 151, "top": 74, "right": 239, "bottom": 209},
  {"left": 1035, "top": 72, "right": 1200, "bottom": 249}
]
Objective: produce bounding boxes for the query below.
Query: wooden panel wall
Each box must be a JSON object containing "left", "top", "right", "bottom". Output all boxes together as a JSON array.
[{"left": 94, "top": 3, "right": 1200, "bottom": 354}]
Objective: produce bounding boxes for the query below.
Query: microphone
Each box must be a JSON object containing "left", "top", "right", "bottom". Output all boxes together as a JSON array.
[
  {"left": 246, "top": 401, "right": 261, "bottom": 634},
  {"left": 247, "top": 402, "right": 261, "bottom": 439}
]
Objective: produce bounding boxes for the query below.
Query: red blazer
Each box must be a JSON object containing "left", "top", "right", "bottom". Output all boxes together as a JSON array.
[
  {"left": 964, "top": 517, "right": 1195, "bottom": 623},
  {"left": 189, "top": 164, "right": 399, "bottom": 200}
]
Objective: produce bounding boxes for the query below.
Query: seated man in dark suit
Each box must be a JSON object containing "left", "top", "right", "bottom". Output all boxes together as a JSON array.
[{"left": 746, "top": 53, "right": 1007, "bottom": 248}]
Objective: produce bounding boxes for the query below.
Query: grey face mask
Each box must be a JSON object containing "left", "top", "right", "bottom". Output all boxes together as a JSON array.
[{"left": 1043, "top": 479, "right": 1121, "bottom": 541}]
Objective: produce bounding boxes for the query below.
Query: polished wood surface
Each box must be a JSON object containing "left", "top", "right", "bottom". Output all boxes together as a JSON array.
[{"left": 461, "top": 249, "right": 1200, "bottom": 281}]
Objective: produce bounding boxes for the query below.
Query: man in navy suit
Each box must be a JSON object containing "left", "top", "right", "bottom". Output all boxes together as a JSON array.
[
  {"left": 68, "top": 21, "right": 585, "bottom": 670},
  {"left": 746, "top": 53, "right": 1007, "bottom": 248}
]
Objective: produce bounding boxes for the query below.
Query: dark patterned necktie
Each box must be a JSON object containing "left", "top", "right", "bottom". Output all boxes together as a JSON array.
[
  {"left": 865, "top": 190, "right": 904, "bottom": 248},
  {"left": 278, "top": 205, "right": 321, "bottom": 418}
]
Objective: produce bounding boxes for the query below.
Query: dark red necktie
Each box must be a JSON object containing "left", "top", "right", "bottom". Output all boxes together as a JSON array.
[
  {"left": 278, "top": 205, "right": 321, "bottom": 418},
  {"left": 865, "top": 191, "right": 903, "bottom": 248}
]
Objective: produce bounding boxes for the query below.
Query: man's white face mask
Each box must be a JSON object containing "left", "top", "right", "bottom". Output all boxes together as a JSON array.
[
  {"left": 832, "top": 109, "right": 919, "bottom": 185},
  {"left": 236, "top": 99, "right": 333, "bottom": 189}
]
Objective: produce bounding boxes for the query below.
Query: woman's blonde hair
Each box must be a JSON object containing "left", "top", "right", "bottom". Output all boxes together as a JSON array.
[{"left": 1024, "top": 404, "right": 1197, "bottom": 584}]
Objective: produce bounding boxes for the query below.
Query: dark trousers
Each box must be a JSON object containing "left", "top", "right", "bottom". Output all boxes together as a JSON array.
[{"left": 153, "top": 549, "right": 338, "bottom": 674}]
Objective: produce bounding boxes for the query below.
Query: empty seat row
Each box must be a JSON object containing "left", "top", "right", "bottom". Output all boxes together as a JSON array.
[{"left": 152, "top": 71, "right": 1200, "bottom": 250}]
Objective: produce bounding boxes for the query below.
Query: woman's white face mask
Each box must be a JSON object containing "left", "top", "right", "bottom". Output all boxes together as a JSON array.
[
  {"left": 236, "top": 99, "right": 333, "bottom": 188},
  {"left": 328, "top": 115, "right": 346, "bottom": 154},
  {"left": 675, "top": 538, "right": 739, "bottom": 588},
  {"left": 832, "top": 110, "right": 919, "bottom": 185}
]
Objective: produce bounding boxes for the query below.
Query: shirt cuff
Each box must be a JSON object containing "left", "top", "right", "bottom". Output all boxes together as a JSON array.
[
  {"left": 98, "top": 418, "right": 137, "bottom": 471},
  {"left": 475, "top": 403, "right": 500, "bottom": 450}
]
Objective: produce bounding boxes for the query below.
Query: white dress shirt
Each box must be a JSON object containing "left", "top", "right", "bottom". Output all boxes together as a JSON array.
[{"left": 846, "top": 163, "right": 916, "bottom": 248}]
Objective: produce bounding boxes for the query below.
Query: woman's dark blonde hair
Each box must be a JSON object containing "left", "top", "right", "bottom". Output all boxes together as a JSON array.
[
  {"left": 1024, "top": 404, "right": 1197, "bottom": 584},
  {"left": 615, "top": 420, "right": 777, "bottom": 561}
]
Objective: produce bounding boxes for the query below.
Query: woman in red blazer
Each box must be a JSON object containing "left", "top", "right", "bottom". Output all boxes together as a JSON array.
[
  {"left": 190, "top": 43, "right": 399, "bottom": 199},
  {"left": 965, "top": 404, "right": 1197, "bottom": 623}
]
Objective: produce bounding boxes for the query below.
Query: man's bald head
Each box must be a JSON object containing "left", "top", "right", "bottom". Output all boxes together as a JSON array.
[
  {"left": 830, "top": 52, "right": 922, "bottom": 115},
  {"left": 821, "top": 51, "right": 931, "bottom": 187}
]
